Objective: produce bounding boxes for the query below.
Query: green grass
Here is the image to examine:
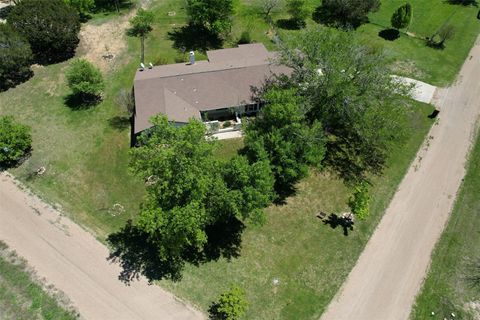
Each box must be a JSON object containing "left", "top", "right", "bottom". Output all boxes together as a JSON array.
[
  {"left": 214, "top": 138, "right": 245, "bottom": 162},
  {"left": 359, "top": 0, "right": 480, "bottom": 86},
  {"left": 160, "top": 101, "right": 435, "bottom": 319},
  {"left": 411, "top": 133, "right": 480, "bottom": 319},
  {"left": 0, "top": 0, "right": 463, "bottom": 318},
  {"left": 0, "top": 242, "right": 78, "bottom": 320}
]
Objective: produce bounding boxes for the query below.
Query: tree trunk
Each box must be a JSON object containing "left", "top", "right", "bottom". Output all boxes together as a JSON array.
[{"left": 141, "top": 37, "right": 145, "bottom": 64}]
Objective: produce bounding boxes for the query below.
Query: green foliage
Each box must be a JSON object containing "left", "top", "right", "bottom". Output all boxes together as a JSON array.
[
  {"left": 66, "top": 59, "right": 105, "bottom": 100},
  {"left": 127, "top": 8, "right": 155, "bottom": 63},
  {"left": 108, "top": 116, "right": 274, "bottom": 281},
  {"left": 7, "top": 0, "right": 80, "bottom": 64},
  {"left": 186, "top": 0, "right": 234, "bottom": 36},
  {"left": 313, "top": 0, "right": 381, "bottom": 29},
  {"left": 237, "top": 31, "right": 251, "bottom": 44},
  {"left": 0, "top": 116, "right": 31, "bottom": 167},
  {"left": 244, "top": 88, "right": 326, "bottom": 197},
  {"left": 209, "top": 285, "right": 248, "bottom": 320},
  {"left": 279, "top": 27, "right": 409, "bottom": 183},
  {"left": 64, "top": 0, "right": 95, "bottom": 17},
  {"left": 286, "top": 0, "right": 308, "bottom": 28},
  {"left": 348, "top": 182, "right": 370, "bottom": 220},
  {"left": 0, "top": 24, "right": 32, "bottom": 91},
  {"left": 391, "top": 3, "right": 412, "bottom": 30}
]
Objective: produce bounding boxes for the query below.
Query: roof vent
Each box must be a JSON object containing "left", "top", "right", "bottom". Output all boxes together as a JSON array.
[
  {"left": 148, "top": 62, "right": 153, "bottom": 69},
  {"left": 189, "top": 51, "right": 195, "bottom": 65},
  {"left": 139, "top": 63, "right": 145, "bottom": 71}
]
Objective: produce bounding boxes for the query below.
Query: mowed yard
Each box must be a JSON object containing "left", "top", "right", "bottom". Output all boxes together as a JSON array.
[
  {"left": 411, "top": 134, "right": 480, "bottom": 319},
  {"left": 0, "top": 0, "right": 476, "bottom": 318}
]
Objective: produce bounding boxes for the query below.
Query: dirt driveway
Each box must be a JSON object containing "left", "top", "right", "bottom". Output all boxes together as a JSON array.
[
  {"left": 320, "top": 38, "right": 480, "bottom": 320},
  {"left": 0, "top": 173, "right": 204, "bottom": 320}
]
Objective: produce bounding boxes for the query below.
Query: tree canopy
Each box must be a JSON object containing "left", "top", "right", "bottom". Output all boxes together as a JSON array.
[
  {"left": 244, "top": 88, "right": 326, "bottom": 198},
  {"left": 186, "top": 0, "right": 234, "bottom": 36},
  {"left": 0, "top": 116, "right": 32, "bottom": 168},
  {"left": 7, "top": 0, "right": 81, "bottom": 64},
  {"left": 286, "top": 0, "right": 309, "bottom": 29},
  {"left": 208, "top": 285, "right": 248, "bottom": 320},
  {"left": 279, "top": 27, "right": 409, "bottom": 183},
  {"left": 108, "top": 116, "right": 274, "bottom": 282},
  {"left": 313, "top": 0, "right": 380, "bottom": 29},
  {"left": 0, "top": 24, "right": 32, "bottom": 91}
]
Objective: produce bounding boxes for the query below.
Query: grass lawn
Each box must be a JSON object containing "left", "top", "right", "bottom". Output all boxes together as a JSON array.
[
  {"left": 0, "top": 0, "right": 463, "bottom": 318},
  {"left": 411, "top": 133, "right": 480, "bottom": 319},
  {"left": 0, "top": 242, "right": 78, "bottom": 320}
]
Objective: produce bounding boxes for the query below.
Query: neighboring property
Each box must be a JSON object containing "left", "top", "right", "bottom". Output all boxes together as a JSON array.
[{"left": 133, "top": 43, "right": 291, "bottom": 138}]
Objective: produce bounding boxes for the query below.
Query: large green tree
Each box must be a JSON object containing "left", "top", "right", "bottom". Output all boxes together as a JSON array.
[
  {"left": 64, "top": 0, "right": 95, "bottom": 19},
  {"left": 127, "top": 8, "right": 154, "bottom": 64},
  {"left": 0, "top": 24, "right": 32, "bottom": 91},
  {"left": 7, "top": 0, "right": 81, "bottom": 64},
  {"left": 186, "top": 0, "right": 234, "bottom": 36},
  {"left": 244, "top": 88, "right": 326, "bottom": 197},
  {"left": 279, "top": 27, "right": 409, "bottom": 182},
  {"left": 313, "top": 0, "right": 380, "bottom": 29},
  {"left": 0, "top": 116, "right": 31, "bottom": 167},
  {"left": 108, "top": 116, "right": 274, "bottom": 281}
]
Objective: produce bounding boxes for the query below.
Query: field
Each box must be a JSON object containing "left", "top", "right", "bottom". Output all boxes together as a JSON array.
[
  {"left": 411, "top": 134, "right": 480, "bottom": 319},
  {"left": 0, "top": 242, "right": 78, "bottom": 320},
  {"left": 0, "top": 0, "right": 476, "bottom": 318}
]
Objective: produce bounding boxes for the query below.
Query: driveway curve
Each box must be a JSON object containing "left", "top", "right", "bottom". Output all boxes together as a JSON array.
[
  {"left": 321, "top": 38, "right": 480, "bottom": 320},
  {"left": 0, "top": 173, "right": 204, "bottom": 320}
]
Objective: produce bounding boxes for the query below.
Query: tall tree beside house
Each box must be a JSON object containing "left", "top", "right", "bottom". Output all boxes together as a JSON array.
[
  {"left": 0, "top": 24, "right": 33, "bottom": 91},
  {"left": 186, "top": 0, "right": 234, "bottom": 37},
  {"left": 108, "top": 116, "right": 274, "bottom": 282},
  {"left": 279, "top": 27, "right": 409, "bottom": 183},
  {"left": 391, "top": 3, "right": 412, "bottom": 31},
  {"left": 127, "top": 8, "right": 154, "bottom": 65},
  {"left": 244, "top": 88, "right": 326, "bottom": 198},
  {"left": 7, "top": 0, "right": 80, "bottom": 64}
]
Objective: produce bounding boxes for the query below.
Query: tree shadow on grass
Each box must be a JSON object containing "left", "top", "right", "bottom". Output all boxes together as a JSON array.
[
  {"left": 108, "top": 116, "right": 131, "bottom": 131},
  {"left": 167, "top": 23, "right": 223, "bottom": 52},
  {"left": 64, "top": 93, "right": 102, "bottom": 110},
  {"left": 276, "top": 18, "right": 305, "bottom": 30},
  {"left": 107, "top": 216, "right": 245, "bottom": 284},
  {"left": 323, "top": 213, "right": 354, "bottom": 236},
  {"left": 378, "top": 29, "right": 400, "bottom": 41}
]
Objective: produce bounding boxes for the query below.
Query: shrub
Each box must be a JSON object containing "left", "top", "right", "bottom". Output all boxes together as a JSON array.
[
  {"left": 208, "top": 285, "right": 248, "bottom": 320},
  {"left": 391, "top": 3, "right": 412, "bottom": 30},
  {"left": 237, "top": 31, "right": 251, "bottom": 44},
  {"left": 66, "top": 59, "right": 105, "bottom": 101},
  {"left": 287, "top": 0, "right": 308, "bottom": 29},
  {"left": 0, "top": 24, "right": 33, "bottom": 91},
  {"left": 0, "top": 116, "right": 32, "bottom": 167},
  {"left": 348, "top": 182, "right": 370, "bottom": 220},
  {"left": 7, "top": 0, "right": 81, "bottom": 64},
  {"left": 64, "top": 0, "right": 95, "bottom": 19},
  {"left": 223, "top": 120, "right": 232, "bottom": 128}
]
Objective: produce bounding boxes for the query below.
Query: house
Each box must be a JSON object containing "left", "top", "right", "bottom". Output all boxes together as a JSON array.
[{"left": 132, "top": 43, "right": 291, "bottom": 139}]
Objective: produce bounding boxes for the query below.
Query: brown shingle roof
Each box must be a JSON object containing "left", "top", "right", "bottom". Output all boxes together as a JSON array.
[{"left": 133, "top": 43, "right": 290, "bottom": 134}]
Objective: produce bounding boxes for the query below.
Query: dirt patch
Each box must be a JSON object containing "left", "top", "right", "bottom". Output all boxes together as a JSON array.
[{"left": 77, "top": 12, "right": 136, "bottom": 73}]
